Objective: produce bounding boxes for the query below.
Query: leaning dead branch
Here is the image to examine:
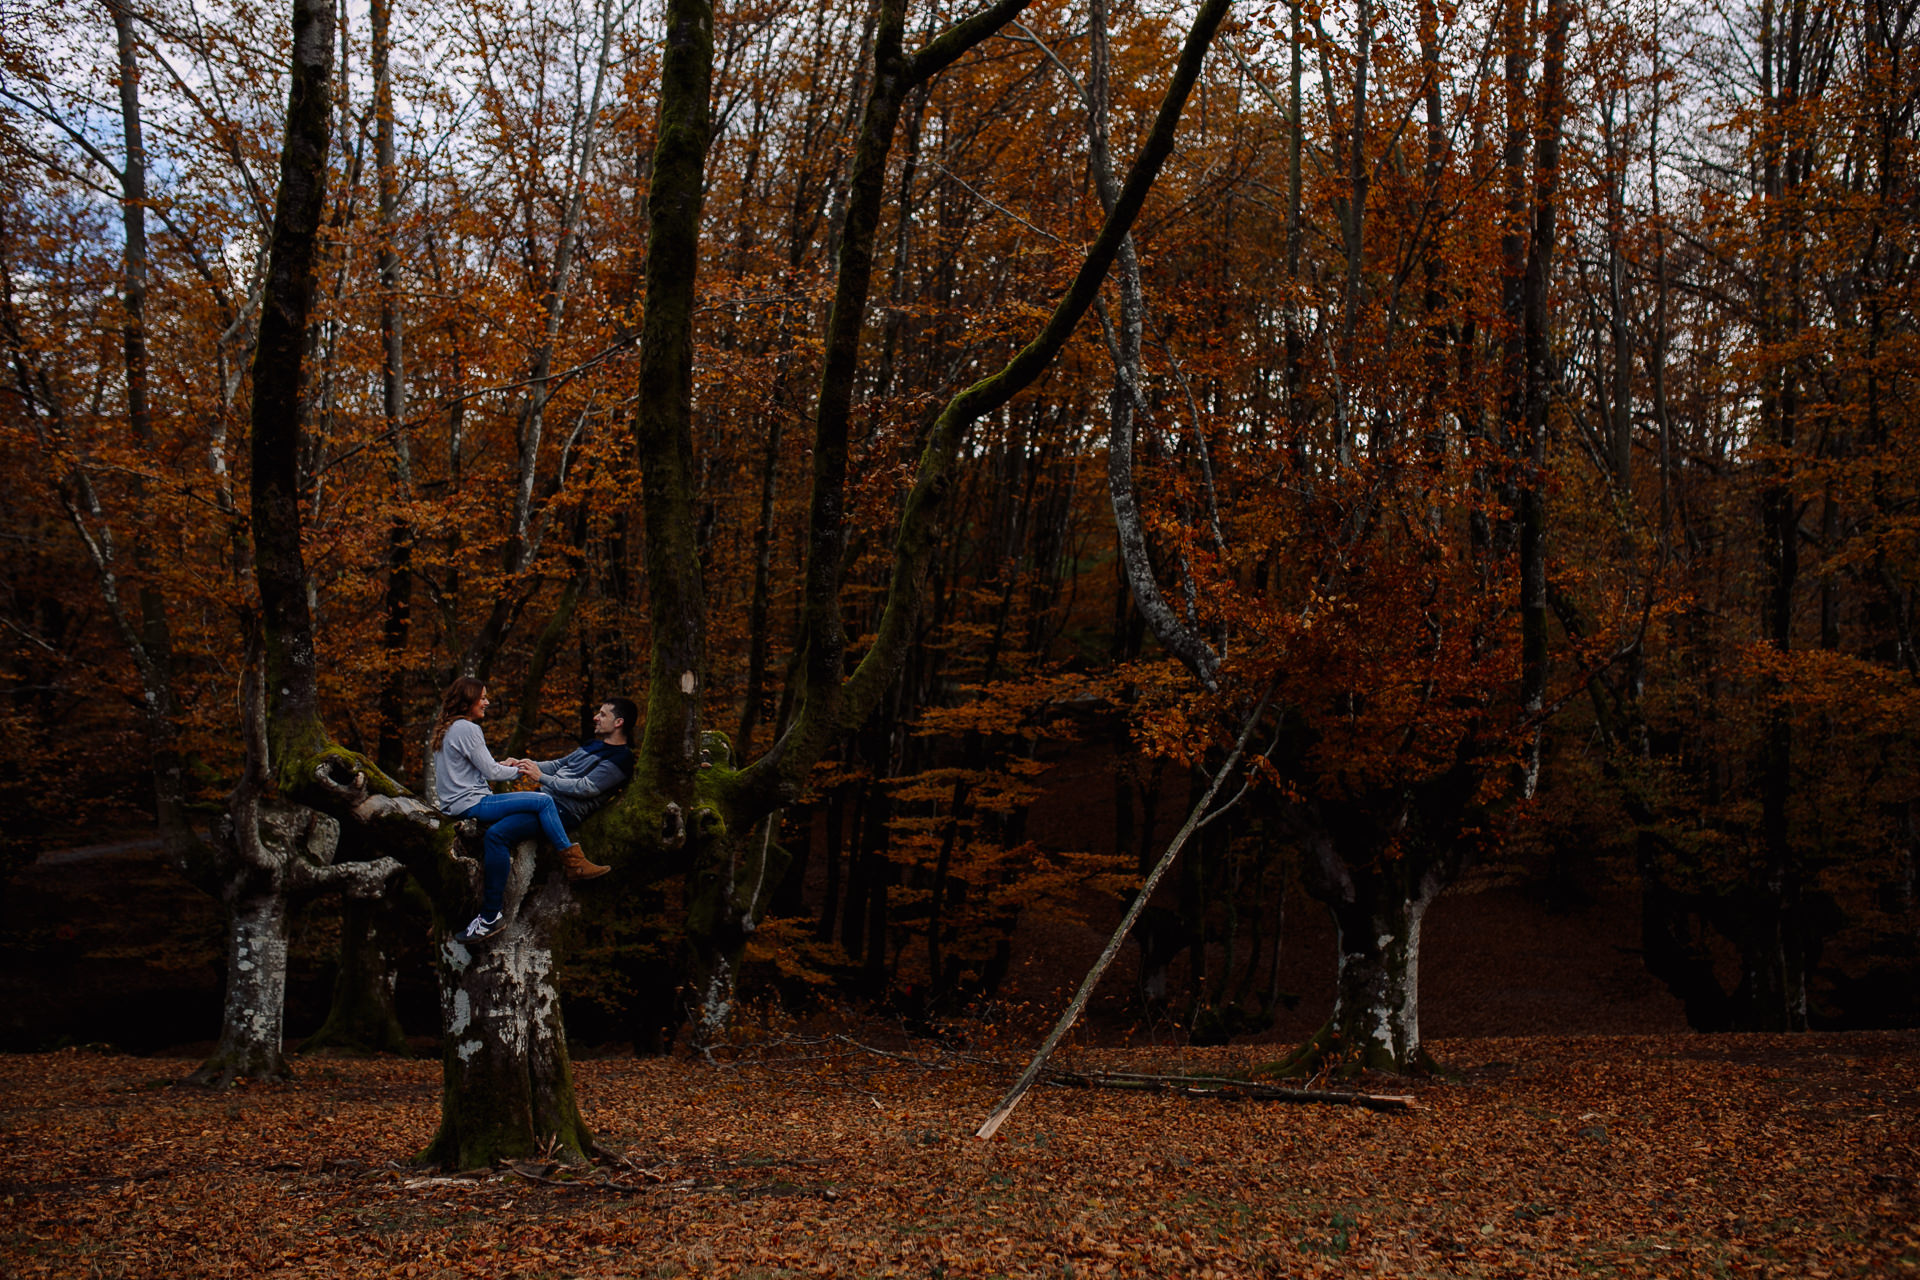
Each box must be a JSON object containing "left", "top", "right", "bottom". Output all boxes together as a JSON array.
[{"left": 976, "top": 683, "right": 1275, "bottom": 1140}]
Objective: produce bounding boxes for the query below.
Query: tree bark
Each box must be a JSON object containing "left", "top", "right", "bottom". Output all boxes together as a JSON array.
[
  {"left": 632, "top": 0, "right": 714, "bottom": 793},
  {"left": 182, "top": 0, "right": 342, "bottom": 1091},
  {"left": 193, "top": 886, "right": 294, "bottom": 1087},
  {"left": 1514, "top": 0, "right": 1569, "bottom": 800},
  {"left": 105, "top": 0, "right": 192, "bottom": 845},
  {"left": 1089, "top": 0, "right": 1222, "bottom": 694},
  {"left": 683, "top": 808, "right": 791, "bottom": 1046},
  {"left": 1282, "top": 830, "right": 1445, "bottom": 1076},
  {"left": 422, "top": 875, "right": 592, "bottom": 1166},
  {"left": 1748, "top": 0, "right": 1813, "bottom": 1033},
  {"left": 249, "top": 0, "right": 337, "bottom": 775},
  {"left": 303, "top": 889, "right": 410, "bottom": 1057},
  {"left": 370, "top": 0, "right": 414, "bottom": 778}
]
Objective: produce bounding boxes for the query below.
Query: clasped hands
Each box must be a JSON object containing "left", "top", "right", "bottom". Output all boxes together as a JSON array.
[{"left": 500, "top": 757, "right": 542, "bottom": 783}]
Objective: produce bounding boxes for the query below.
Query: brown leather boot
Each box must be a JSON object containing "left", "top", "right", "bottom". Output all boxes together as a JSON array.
[{"left": 561, "top": 843, "right": 610, "bottom": 881}]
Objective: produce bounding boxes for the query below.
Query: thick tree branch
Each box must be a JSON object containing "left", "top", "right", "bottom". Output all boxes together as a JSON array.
[
  {"left": 833, "top": 0, "right": 1234, "bottom": 735},
  {"left": 248, "top": 0, "right": 336, "bottom": 778},
  {"left": 631, "top": 0, "right": 713, "bottom": 795}
]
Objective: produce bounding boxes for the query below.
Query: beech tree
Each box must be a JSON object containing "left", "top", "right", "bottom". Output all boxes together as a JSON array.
[
  {"left": 1071, "top": 0, "right": 1611, "bottom": 1075},
  {"left": 218, "top": 0, "right": 1234, "bottom": 1165}
]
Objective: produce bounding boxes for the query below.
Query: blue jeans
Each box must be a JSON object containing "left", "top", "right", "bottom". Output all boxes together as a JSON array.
[{"left": 463, "top": 792, "right": 572, "bottom": 916}]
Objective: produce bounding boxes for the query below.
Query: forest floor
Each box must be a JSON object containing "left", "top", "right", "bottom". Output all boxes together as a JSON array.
[{"left": 2, "top": 1030, "right": 1916, "bottom": 1278}]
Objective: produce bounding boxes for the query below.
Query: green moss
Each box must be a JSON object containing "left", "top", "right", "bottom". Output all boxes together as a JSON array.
[{"left": 270, "top": 715, "right": 333, "bottom": 794}]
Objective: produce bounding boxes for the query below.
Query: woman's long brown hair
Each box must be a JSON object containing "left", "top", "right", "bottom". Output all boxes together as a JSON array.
[{"left": 430, "top": 676, "right": 487, "bottom": 752}]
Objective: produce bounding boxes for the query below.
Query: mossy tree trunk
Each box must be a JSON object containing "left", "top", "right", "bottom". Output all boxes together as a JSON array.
[
  {"left": 303, "top": 892, "right": 410, "bottom": 1057},
  {"left": 187, "top": 741, "right": 399, "bottom": 1087}
]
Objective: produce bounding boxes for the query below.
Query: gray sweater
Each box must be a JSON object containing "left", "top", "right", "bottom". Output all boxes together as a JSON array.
[{"left": 433, "top": 718, "right": 520, "bottom": 815}]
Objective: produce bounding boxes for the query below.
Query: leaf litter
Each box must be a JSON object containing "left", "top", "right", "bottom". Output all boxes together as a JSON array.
[{"left": 1, "top": 1031, "right": 1915, "bottom": 1277}]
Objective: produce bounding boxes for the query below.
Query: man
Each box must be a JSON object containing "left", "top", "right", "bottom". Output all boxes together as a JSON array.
[{"left": 459, "top": 697, "right": 637, "bottom": 945}]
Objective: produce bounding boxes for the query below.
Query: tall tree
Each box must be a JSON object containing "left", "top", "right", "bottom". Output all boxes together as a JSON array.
[{"left": 247, "top": 0, "right": 1234, "bottom": 1165}]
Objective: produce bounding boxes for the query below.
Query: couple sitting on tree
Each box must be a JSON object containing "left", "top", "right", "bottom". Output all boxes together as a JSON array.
[{"left": 430, "top": 676, "right": 634, "bottom": 946}]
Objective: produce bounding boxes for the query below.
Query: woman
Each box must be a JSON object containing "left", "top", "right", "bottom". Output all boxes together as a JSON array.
[{"left": 431, "top": 676, "right": 605, "bottom": 945}]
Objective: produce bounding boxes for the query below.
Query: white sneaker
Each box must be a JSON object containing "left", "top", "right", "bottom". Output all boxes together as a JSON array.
[{"left": 459, "top": 912, "right": 505, "bottom": 945}]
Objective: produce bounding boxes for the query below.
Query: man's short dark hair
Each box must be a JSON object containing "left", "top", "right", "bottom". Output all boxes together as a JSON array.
[{"left": 603, "top": 696, "right": 639, "bottom": 735}]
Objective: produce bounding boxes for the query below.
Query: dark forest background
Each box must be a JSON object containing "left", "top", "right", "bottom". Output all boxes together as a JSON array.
[{"left": 3, "top": 0, "right": 1916, "bottom": 1054}]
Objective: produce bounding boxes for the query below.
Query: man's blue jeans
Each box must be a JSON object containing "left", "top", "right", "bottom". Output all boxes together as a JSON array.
[{"left": 463, "top": 792, "right": 571, "bottom": 916}]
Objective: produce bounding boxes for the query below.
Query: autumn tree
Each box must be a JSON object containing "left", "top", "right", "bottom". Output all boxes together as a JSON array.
[
  {"left": 1051, "top": 0, "right": 1668, "bottom": 1074},
  {"left": 194, "top": 0, "right": 1239, "bottom": 1166},
  {"left": 1597, "top": 0, "right": 1920, "bottom": 1030}
]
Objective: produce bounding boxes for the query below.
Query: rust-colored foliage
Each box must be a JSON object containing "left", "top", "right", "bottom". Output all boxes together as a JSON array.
[{"left": 1, "top": 0, "right": 1916, "bottom": 1053}]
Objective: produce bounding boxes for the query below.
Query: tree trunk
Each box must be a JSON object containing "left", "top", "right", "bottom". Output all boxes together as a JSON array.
[
  {"left": 1515, "top": 0, "right": 1569, "bottom": 799},
  {"left": 863, "top": 852, "right": 891, "bottom": 996},
  {"left": 188, "top": 784, "right": 364, "bottom": 1087},
  {"left": 192, "top": 886, "right": 293, "bottom": 1086},
  {"left": 770, "top": 804, "right": 809, "bottom": 920},
  {"left": 1283, "top": 838, "right": 1442, "bottom": 1076},
  {"left": 816, "top": 782, "right": 848, "bottom": 941},
  {"left": 423, "top": 874, "right": 591, "bottom": 1166},
  {"left": 1325, "top": 878, "right": 1434, "bottom": 1071},
  {"left": 105, "top": 0, "right": 192, "bottom": 845},
  {"left": 1749, "top": 0, "right": 1809, "bottom": 1034},
  {"left": 303, "top": 892, "right": 409, "bottom": 1057},
  {"left": 370, "top": 0, "right": 414, "bottom": 779},
  {"left": 1088, "top": 0, "right": 1220, "bottom": 695},
  {"left": 682, "top": 813, "right": 790, "bottom": 1049},
  {"left": 504, "top": 568, "right": 584, "bottom": 758},
  {"left": 249, "top": 0, "right": 336, "bottom": 771}
]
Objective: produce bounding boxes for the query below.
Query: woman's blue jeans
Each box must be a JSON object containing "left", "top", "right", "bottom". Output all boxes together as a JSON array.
[{"left": 463, "top": 791, "right": 572, "bottom": 916}]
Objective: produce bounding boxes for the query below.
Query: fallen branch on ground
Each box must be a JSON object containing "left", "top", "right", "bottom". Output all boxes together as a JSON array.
[{"left": 1048, "top": 1069, "right": 1414, "bottom": 1112}]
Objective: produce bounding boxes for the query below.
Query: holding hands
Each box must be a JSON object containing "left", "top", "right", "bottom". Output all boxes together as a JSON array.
[{"left": 501, "top": 757, "right": 542, "bottom": 783}]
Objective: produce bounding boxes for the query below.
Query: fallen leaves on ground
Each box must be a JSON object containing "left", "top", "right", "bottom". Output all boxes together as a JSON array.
[{"left": 1, "top": 1031, "right": 1915, "bottom": 1277}]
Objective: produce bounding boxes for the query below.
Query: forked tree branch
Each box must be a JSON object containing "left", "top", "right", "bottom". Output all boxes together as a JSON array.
[{"left": 748, "top": 0, "right": 1235, "bottom": 806}]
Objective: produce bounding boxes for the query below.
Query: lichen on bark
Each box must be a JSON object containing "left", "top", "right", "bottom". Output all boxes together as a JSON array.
[{"left": 421, "top": 876, "right": 592, "bottom": 1167}]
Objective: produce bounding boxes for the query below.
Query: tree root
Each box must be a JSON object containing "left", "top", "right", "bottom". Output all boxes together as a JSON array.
[
  {"left": 1256, "top": 1020, "right": 1443, "bottom": 1081},
  {"left": 183, "top": 1059, "right": 292, "bottom": 1089}
]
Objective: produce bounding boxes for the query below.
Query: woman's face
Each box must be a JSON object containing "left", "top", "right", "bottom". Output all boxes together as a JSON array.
[{"left": 470, "top": 688, "right": 491, "bottom": 720}]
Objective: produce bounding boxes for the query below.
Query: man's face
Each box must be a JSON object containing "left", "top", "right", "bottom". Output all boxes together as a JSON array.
[{"left": 592, "top": 703, "right": 621, "bottom": 738}]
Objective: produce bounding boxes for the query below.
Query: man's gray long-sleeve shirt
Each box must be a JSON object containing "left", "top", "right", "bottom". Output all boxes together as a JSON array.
[{"left": 535, "top": 740, "right": 634, "bottom": 826}]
